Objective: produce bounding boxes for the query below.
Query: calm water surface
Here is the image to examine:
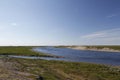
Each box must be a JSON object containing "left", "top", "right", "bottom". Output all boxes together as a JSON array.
[{"left": 33, "top": 47, "right": 120, "bottom": 66}]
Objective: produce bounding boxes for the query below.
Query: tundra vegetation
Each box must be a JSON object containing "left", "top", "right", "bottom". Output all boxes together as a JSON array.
[
  {"left": 85, "top": 46, "right": 120, "bottom": 50},
  {"left": 0, "top": 46, "right": 120, "bottom": 80}
]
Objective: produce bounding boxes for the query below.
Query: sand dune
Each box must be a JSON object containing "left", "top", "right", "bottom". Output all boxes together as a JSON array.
[{"left": 67, "top": 46, "right": 120, "bottom": 52}]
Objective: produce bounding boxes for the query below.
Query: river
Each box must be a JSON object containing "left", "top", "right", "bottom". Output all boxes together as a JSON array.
[{"left": 33, "top": 47, "right": 120, "bottom": 66}]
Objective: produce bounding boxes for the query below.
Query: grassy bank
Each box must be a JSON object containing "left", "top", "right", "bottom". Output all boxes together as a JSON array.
[
  {"left": 0, "top": 46, "right": 49, "bottom": 57},
  {"left": 85, "top": 46, "right": 120, "bottom": 50}
]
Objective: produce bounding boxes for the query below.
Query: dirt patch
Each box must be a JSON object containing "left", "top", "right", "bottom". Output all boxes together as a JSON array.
[{"left": 0, "top": 58, "right": 34, "bottom": 80}]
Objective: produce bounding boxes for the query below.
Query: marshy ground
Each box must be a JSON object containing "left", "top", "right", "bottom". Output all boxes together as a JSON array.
[{"left": 0, "top": 46, "right": 120, "bottom": 80}]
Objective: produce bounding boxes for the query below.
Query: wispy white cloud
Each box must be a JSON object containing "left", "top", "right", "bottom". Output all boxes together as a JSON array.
[
  {"left": 80, "top": 28, "right": 120, "bottom": 45},
  {"left": 82, "top": 28, "right": 120, "bottom": 38},
  {"left": 11, "top": 23, "right": 17, "bottom": 26},
  {"left": 82, "top": 32, "right": 106, "bottom": 38},
  {"left": 107, "top": 14, "right": 117, "bottom": 18}
]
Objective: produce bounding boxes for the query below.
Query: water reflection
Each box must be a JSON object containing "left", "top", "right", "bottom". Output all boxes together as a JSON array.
[{"left": 33, "top": 47, "right": 120, "bottom": 65}]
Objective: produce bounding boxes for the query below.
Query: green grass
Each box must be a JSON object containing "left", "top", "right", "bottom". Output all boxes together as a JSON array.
[
  {"left": 9, "top": 58, "right": 120, "bottom": 80},
  {"left": 0, "top": 46, "right": 50, "bottom": 57}
]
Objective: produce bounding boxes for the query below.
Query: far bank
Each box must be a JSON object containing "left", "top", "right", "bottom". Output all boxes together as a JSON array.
[{"left": 59, "top": 46, "right": 120, "bottom": 52}]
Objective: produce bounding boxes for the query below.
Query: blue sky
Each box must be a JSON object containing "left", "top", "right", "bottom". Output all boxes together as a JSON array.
[{"left": 0, "top": 0, "right": 120, "bottom": 46}]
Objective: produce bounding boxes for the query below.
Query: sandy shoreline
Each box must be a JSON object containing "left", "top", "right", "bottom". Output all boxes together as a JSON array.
[{"left": 67, "top": 46, "right": 120, "bottom": 52}]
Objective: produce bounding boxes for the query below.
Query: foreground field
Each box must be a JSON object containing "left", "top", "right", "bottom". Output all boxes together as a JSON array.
[
  {"left": 0, "top": 46, "right": 120, "bottom": 80},
  {"left": 1, "top": 58, "right": 120, "bottom": 80}
]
